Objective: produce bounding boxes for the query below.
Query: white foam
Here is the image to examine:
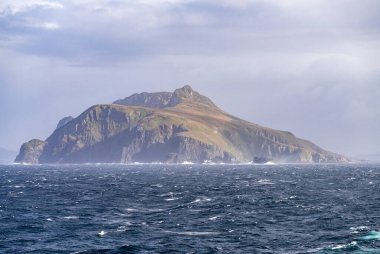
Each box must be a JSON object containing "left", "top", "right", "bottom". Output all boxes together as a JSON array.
[
  {"left": 157, "top": 192, "right": 181, "bottom": 197},
  {"left": 257, "top": 179, "right": 274, "bottom": 185},
  {"left": 98, "top": 230, "right": 106, "bottom": 237},
  {"left": 126, "top": 208, "right": 164, "bottom": 213},
  {"left": 350, "top": 226, "right": 369, "bottom": 233},
  {"left": 146, "top": 208, "right": 164, "bottom": 212},
  {"left": 331, "top": 241, "right": 357, "bottom": 250},
  {"left": 164, "top": 197, "right": 179, "bottom": 201},
  {"left": 116, "top": 225, "right": 129, "bottom": 232},
  {"left": 164, "top": 230, "right": 219, "bottom": 236},
  {"left": 191, "top": 196, "right": 212, "bottom": 204},
  {"left": 63, "top": 216, "right": 79, "bottom": 220},
  {"left": 182, "top": 161, "right": 194, "bottom": 165}
]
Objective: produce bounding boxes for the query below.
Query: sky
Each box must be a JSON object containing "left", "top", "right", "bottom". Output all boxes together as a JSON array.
[{"left": 0, "top": 0, "right": 379, "bottom": 157}]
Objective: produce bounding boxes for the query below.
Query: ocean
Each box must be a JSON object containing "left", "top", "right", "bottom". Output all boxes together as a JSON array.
[{"left": 1, "top": 163, "right": 379, "bottom": 253}]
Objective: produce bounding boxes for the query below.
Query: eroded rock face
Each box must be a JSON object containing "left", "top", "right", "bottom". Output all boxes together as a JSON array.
[
  {"left": 114, "top": 85, "right": 217, "bottom": 109},
  {"left": 15, "top": 139, "right": 47, "bottom": 164},
  {"left": 56, "top": 116, "right": 74, "bottom": 130},
  {"left": 113, "top": 92, "right": 173, "bottom": 109},
  {"left": 15, "top": 85, "right": 350, "bottom": 164}
]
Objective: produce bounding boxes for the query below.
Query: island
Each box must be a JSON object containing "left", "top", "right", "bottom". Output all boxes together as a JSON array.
[{"left": 15, "top": 85, "right": 349, "bottom": 164}]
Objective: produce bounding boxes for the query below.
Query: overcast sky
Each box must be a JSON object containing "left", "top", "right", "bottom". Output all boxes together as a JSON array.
[{"left": 0, "top": 0, "right": 379, "bottom": 157}]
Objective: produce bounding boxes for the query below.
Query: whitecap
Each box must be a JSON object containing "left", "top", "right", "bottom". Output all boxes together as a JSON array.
[
  {"left": 157, "top": 192, "right": 175, "bottom": 197},
  {"left": 190, "top": 196, "right": 212, "bottom": 204},
  {"left": 257, "top": 179, "right": 274, "bottom": 185},
  {"left": 12, "top": 185, "right": 25, "bottom": 188},
  {"left": 145, "top": 208, "right": 164, "bottom": 212},
  {"left": 116, "top": 222, "right": 132, "bottom": 232},
  {"left": 164, "top": 230, "right": 219, "bottom": 236},
  {"left": 164, "top": 197, "right": 179, "bottom": 201},
  {"left": 350, "top": 226, "right": 369, "bottom": 234},
  {"left": 98, "top": 230, "right": 106, "bottom": 237},
  {"left": 126, "top": 208, "right": 139, "bottom": 212},
  {"left": 125, "top": 208, "right": 164, "bottom": 213},
  {"left": 331, "top": 241, "right": 358, "bottom": 250},
  {"left": 208, "top": 216, "right": 219, "bottom": 221},
  {"left": 63, "top": 216, "right": 79, "bottom": 220}
]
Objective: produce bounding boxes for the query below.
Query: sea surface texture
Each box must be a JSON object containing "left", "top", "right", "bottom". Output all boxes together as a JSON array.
[{"left": 1, "top": 164, "right": 380, "bottom": 253}]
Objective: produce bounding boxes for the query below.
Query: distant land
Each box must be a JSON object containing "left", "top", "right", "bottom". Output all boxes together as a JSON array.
[
  {"left": 0, "top": 147, "right": 17, "bottom": 164},
  {"left": 15, "top": 85, "right": 350, "bottom": 164},
  {"left": 354, "top": 154, "right": 380, "bottom": 162}
]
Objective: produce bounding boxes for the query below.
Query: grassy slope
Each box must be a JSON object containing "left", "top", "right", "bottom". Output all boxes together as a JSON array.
[
  {"left": 43, "top": 98, "right": 347, "bottom": 163},
  {"left": 106, "top": 101, "right": 346, "bottom": 162}
]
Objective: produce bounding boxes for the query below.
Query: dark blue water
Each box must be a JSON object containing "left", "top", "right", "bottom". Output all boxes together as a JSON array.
[{"left": 1, "top": 164, "right": 380, "bottom": 253}]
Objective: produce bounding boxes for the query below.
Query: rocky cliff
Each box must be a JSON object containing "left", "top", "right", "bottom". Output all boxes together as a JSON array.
[{"left": 15, "top": 85, "right": 349, "bottom": 164}]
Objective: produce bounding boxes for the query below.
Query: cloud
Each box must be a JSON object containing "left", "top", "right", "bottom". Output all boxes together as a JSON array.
[
  {"left": 41, "top": 22, "right": 60, "bottom": 30},
  {"left": 0, "top": 0, "right": 379, "bottom": 156},
  {"left": 0, "top": 0, "right": 64, "bottom": 16},
  {"left": 1, "top": 0, "right": 379, "bottom": 63},
  {"left": 0, "top": 1, "right": 64, "bottom": 15}
]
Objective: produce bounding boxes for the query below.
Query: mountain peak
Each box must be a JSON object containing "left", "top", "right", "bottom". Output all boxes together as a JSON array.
[
  {"left": 114, "top": 85, "right": 217, "bottom": 109},
  {"left": 169, "top": 85, "right": 216, "bottom": 108},
  {"left": 175, "top": 85, "right": 194, "bottom": 94}
]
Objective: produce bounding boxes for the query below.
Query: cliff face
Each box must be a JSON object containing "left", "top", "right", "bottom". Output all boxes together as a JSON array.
[
  {"left": 15, "top": 139, "right": 47, "bottom": 164},
  {"left": 56, "top": 116, "right": 74, "bottom": 130},
  {"left": 15, "top": 85, "right": 349, "bottom": 164}
]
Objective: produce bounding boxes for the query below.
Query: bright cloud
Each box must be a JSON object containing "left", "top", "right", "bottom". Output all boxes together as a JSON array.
[{"left": 41, "top": 22, "right": 60, "bottom": 30}]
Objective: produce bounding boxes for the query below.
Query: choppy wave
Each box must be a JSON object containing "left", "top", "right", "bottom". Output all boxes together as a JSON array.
[{"left": 0, "top": 163, "right": 379, "bottom": 253}]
